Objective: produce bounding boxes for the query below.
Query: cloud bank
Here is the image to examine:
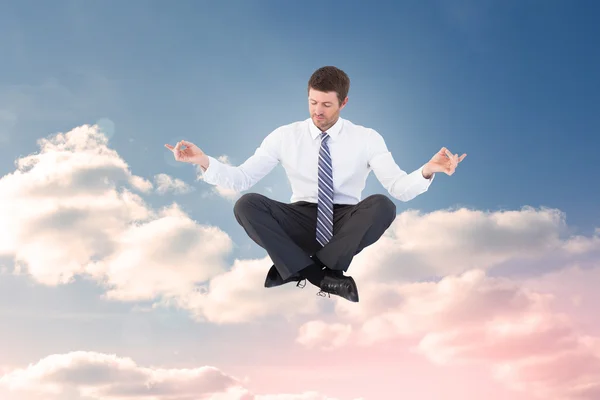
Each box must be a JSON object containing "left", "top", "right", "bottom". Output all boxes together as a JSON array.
[
  {"left": 0, "top": 351, "right": 352, "bottom": 400},
  {"left": 2, "top": 124, "right": 599, "bottom": 399}
]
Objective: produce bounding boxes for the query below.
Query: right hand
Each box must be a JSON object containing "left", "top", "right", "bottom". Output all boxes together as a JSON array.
[{"left": 164, "top": 140, "right": 205, "bottom": 164}]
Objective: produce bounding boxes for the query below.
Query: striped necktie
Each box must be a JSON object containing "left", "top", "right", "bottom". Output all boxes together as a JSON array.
[{"left": 316, "top": 131, "right": 334, "bottom": 246}]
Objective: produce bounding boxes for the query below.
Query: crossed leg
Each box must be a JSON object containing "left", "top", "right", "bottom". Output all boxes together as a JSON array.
[
  {"left": 314, "top": 194, "right": 397, "bottom": 272},
  {"left": 233, "top": 193, "right": 322, "bottom": 280},
  {"left": 233, "top": 193, "right": 397, "bottom": 281}
]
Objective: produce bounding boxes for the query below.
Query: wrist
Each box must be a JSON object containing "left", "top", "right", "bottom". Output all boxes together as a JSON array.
[
  {"left": 197, "top": 154, "right": 210, "bottom": 171},
  {"left": 422, "top": 164, "right": 434, "bottom": 179}
]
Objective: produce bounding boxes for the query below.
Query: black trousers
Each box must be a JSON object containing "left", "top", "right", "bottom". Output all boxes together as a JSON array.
[{"left": 233, "top": 193, "right": 397, "bottom": 280}]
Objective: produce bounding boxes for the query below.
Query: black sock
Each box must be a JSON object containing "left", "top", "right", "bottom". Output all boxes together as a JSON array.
[
  {"left": 311, "top": 255, "right": 326, "bottom": 268},
  {"left": 299, "top": 263, "right": 325, "bottom": 286}
]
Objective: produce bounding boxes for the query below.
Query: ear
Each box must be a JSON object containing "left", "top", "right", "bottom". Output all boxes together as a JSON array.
[{"left": 340, "top": 96, "right": 349, "bottom": 109}]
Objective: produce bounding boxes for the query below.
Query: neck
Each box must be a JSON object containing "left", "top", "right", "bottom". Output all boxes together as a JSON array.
[{"left": 318, "top": 117, "right": 339, "bottom": 132}]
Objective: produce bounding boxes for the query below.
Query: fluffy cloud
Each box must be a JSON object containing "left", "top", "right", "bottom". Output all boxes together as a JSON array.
[
  {"left": 154, "top": 173, "right": 194, "bottom": 195},
  {"left": 524, "top": 264, "right": 600, "bottom": 330},
  {"left": 0, "top": 125, "right": 232, "bottom": 296},
  {"left": 296, "top": 321, "right": 352, "bottom": 351},
  {"left": 0, "top": 352, "right": 349, "bottom": 400},
  {"left": 0, "top": 124, "right": 323, "bottom": 322},
  {"left": 174, "top": 256, "right": 322, "bottom": 324},
  {"left": 298, "top": 268, "right": 600, "bottom": 399},
  {"left": 0, "top": 352, "right": 249, "bottom": 400},
  {"left": 346, "top": 207, "right": 600, "bottom": 283}
]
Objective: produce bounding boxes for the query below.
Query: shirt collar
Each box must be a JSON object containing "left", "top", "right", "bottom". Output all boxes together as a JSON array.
[{"left": 308, "top": 117, "right": 344, "bottom": 140}]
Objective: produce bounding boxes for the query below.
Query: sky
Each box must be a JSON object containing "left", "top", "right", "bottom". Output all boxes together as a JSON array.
[{"left": 0, "top": 0, "right": 599, "bottom": 399}]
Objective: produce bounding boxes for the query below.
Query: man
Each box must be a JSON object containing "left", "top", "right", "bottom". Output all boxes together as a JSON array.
[{"left": 165, "top": 66, "right": 466, "bottom": 303}]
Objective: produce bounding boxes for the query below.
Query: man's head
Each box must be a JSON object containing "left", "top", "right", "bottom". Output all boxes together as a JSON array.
[{"left": 307, "top": 66, "right": 349, "bottom": 131}]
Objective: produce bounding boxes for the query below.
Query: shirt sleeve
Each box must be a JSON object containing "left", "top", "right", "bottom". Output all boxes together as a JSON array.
[
  {"left": 199, "top": 128, "right": 281, "bottom": 192},
  {"left": 367, "top": 129, "right": 434, "bottom": 202}
]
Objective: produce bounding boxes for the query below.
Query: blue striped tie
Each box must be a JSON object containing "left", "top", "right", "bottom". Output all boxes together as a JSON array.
[{"left": 317, "top": 132, "right": 334, "bottom": 246}]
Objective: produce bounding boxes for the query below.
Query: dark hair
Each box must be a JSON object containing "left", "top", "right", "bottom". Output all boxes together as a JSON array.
[{"left": 307, "top": 66, "right": 350, "bottom": 105}]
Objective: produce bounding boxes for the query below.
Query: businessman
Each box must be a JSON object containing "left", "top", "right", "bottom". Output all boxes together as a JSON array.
[{"left": 165, "top": 66, "right": 466, "bottom": 303}]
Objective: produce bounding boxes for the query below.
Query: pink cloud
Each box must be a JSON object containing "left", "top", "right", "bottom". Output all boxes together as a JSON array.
[
  {"left": 296, "top": 320, "right": 352, "bottom": 350},
  {"left": 297, "top": 269, "right": 600, "bottom": 400}
]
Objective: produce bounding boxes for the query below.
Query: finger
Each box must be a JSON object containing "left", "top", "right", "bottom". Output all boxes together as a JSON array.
[
  {"left": 180, "top": 140, "right": 195, "bottom": 148},
  {"left": 459, "top": 153, "right": 467, "bottom": 162},
  {"left": 444, "top": 149, "right": 454, "bottom": 158},
  {"left": 165, "top": 144, "right": 175, "bottom": 150},
  {"left": 450, "top": 161, "right": 456, "bottom": 173}
]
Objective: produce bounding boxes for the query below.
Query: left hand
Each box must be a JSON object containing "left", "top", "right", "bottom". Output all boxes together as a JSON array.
[{"left": 424, "top": 147, "right": 467, "bottom": 177}]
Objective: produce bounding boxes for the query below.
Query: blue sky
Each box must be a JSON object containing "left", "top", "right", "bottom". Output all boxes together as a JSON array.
[
  {"left": 1, "top": 1, "right": 599, "bottom": 399},
  {"left": 2, "top": 0, "right": 598, "bottom": 237}
]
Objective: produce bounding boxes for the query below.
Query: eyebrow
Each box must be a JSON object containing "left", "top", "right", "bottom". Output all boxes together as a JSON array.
[{"left": 309, "top": 98, "right": 332, "bottom": 104}]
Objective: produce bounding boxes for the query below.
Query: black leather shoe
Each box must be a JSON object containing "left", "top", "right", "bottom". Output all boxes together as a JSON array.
[
  {"left": 264, "top": 265, "right": 306, "bottom": 288},
  {"left": 317, "top": 271, "right": 359, "bottom": 302}
]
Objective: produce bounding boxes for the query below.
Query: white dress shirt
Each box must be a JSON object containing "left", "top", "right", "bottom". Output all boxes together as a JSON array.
[{"left": 200, "top": 117, "right": 434, "bottom": 205}]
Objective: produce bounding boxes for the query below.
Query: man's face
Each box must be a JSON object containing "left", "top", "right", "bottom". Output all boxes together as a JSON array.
[{"left": 308, "top": 88, "right": 348, "bottom": 131}]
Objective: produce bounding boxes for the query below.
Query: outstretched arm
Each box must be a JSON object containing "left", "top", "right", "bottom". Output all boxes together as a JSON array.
[
  {"left": 165, "top": 128, "right": 282, "bottom": 192},
  {"left": 367, "top": 129, "right": 434, "bottom": 202}
]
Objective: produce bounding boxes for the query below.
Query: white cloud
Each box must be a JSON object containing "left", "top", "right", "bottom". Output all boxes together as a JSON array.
[
  {"left": 0, "top": 124, "right": 325, "bottom": 323},
  {"left": 344, "top": 206, "right": 599, "bottom": 284},
  {"left": 0, "top": 351, "right": 252, "bottom": 400},
  {"left": 0, "top": 124, "right": 231, "bottom": 295},
  {"left": 153, "top": 173, "right": 194, "bottom": 195},
  {"left": 296, "top": 321, "right": 352, "bottom": 350},
  {"left": 173, "top": 256, "right": 322, "bottom": 324},
  {"left": 87, "top": 204, "right": 233, "bottom": 302},
  {"left": 129, "top": 175, "right": 153, "bottom": 193},
  {"left": 212, "top": 186, "right": 242, "bottom": 201},
  {"left": 0, "top": 352, "right": 349, "bottom": 400}
]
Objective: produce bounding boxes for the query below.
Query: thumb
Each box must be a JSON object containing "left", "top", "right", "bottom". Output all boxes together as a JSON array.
[{"left": 180, "top": 140, "right": 196, "bottom": 148}]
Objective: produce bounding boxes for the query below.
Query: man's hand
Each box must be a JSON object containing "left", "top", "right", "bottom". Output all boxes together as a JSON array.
[
  {"left": 164, "top": 140, "right": 208, "bottom": 167},
  {"left": 422, "top": 147, "right": 467, "bottom": 178}
]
